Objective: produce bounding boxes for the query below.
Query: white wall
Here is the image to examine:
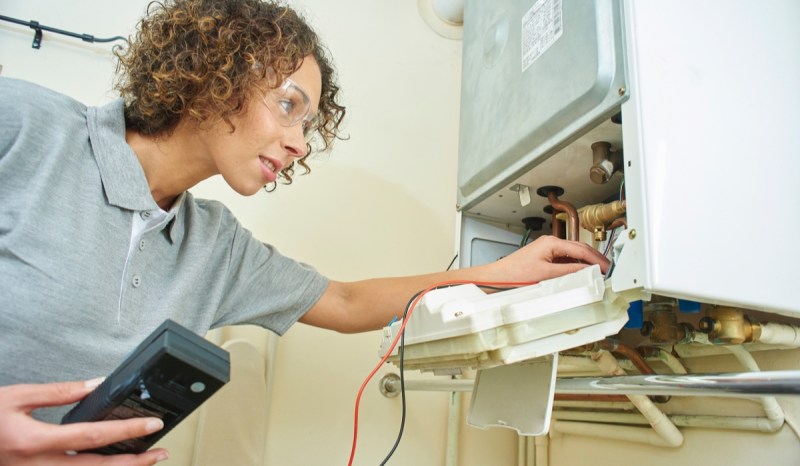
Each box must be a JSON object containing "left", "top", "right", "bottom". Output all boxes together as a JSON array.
[
  {"left": 0, "top": 1, "right": 517, "bottom": 464},
  {"left": 0, "top": 1, "right": 149, "bottom": 103}
]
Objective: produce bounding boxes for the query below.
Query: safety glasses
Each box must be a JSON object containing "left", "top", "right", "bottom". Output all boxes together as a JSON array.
[{"left": 263, "top": 78, "right": 318, "bottom": 140}]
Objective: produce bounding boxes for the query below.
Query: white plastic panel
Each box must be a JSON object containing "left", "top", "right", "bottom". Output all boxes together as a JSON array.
[
  {"left": 611, "top": 0, "right": 800, "bottom": 316},
  {"left": 379, "top": 266, "right": 629, "bottom": 372},
  {"left": 468, "top": 354, "right": 558, "bottom": 436}
]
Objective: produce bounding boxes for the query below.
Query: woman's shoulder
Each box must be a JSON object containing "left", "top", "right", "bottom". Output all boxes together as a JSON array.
[
  {"left": 0, "top": 77, "right": 86, "bottom": 123},
  {"left": 183, "top": 192, "right": 242, "bottom": 229}
]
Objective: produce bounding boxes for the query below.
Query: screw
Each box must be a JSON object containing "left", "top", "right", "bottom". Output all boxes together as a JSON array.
[
  {"left": 628, "top": 229, "right": 637, "bottom": 240},
  {"left": 454, "top": 311, "right": 463, "bottom": 317},
  {"left": 618, "top": 86, "right": 626, "bottom": 96}
]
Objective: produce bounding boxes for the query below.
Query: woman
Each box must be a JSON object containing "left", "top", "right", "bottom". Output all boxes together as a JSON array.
[{"left": 0, "top": 0, "right": 608, "bottom": 464}]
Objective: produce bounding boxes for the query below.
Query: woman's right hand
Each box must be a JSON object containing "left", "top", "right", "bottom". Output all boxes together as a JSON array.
[{"left": 0, "top": 379, "right": 169, "bottom": 465}]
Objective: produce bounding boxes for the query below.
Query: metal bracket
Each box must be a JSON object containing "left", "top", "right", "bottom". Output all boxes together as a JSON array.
[{"left": 30, "top": 21, "right": 42, "bottom": 49}]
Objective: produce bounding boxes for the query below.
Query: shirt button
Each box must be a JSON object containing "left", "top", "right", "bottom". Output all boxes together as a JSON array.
[
  {"left": 139, "top": 239, "right": 146, "bottom": 251},
  {"left": 140, "top": 211, "right": 151, "bottom": 219},
  {"left": 132, "top": 275, "right": 141, "bottom": 287}
]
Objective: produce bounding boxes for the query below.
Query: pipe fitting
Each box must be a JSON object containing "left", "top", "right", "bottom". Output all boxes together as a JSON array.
[
  {"left": 698, "top": 306, "right": 761, "bottom": 344},
  {"left": 642, "top": 302, "right": 694, "bottom": 344},
  {"left": 589, "top": 141, "right": 624, "bottom": 184},
  {"left": 556, "top": 200, "right": 627, "bottom": 238},
  {"left": 538, "top": 187, "right": 579, "bottom": 241}
]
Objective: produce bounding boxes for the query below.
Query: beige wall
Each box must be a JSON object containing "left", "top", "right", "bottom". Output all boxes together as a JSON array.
[
  {"left": 5, "top": 2, "right": 798, "bottom": 466},
  {"left": 0, "top": 1, "right": 517, "bottom": 465}
]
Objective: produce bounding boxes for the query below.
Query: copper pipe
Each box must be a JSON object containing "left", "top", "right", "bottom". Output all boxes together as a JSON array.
[
  {"left": 595, "top": 340, "right": 672, "bottom": 403},
  {"left": 595, "top": 339, "right": 654, "bottom": 375},
  {"left": 547, "top": 191, "right": 579, "bottom": 241},
  {"left": 608, "top": 217, "right": 627, "bottom": 230},
  {"left": 545, "top": 205, "right": 564, "bottom": 239},
  {"left": 637, "top": 346, "right": 662, "bottom": 359},
  {"left": 570, "top": 340, "right": 656, "bottom": 375},
  {"left": 552, "top": 216, "right": 564, "bottom": 239},
  {"left": 564, "top": 343, "right": 670, "bottom": 403}
]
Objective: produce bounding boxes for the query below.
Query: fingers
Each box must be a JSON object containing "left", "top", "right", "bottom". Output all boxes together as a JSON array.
[
  {"left": 1, "top": 381, "right": 169, "bottom": 465},
  {"left": 36, "top": 417, "right": 164, "bottom": 454},
  {"left": 63, "top": 448, "right": 169, "bottom": 465},
  {"left": 541, "top": 236, "right": 610, "bottom": 273},
  {"left": 2, "top": 380, "right": 99, "bottom": 412},
  {"left": 544, "top": 261, "right": 590, "bottom": 278}
]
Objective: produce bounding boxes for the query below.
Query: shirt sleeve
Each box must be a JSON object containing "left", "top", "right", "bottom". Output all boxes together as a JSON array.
[{"left": 210, "top": 216, "right": 329, "bottom": 335}]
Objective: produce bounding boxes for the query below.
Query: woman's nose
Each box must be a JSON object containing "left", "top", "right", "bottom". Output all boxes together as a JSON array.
[{"left": 282, "top": 124, "right": 308, "bottom": 158}]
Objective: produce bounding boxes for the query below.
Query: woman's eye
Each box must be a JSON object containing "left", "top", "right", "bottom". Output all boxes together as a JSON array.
[{"left": 279, "top": 99, "right": 295, "bottom": 115}]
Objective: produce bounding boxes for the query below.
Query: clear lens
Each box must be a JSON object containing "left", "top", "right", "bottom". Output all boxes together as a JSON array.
[
  {"left": 265, "top": 79, "right": 317, "bottom": 140},
  {"left": 301, "top": 113, "right": 319, "bottom": 140}
]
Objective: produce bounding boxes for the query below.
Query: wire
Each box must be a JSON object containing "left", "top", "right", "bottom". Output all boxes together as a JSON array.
[
  {"left": 347, "top": 279, "right": 538, "bottom": 466},
  {"left": 445, "top": 253, "right": 458, "bottom": 272},
  {"left": 519, "top": 228, "right": 531, "bottom": 248},
  {"left": 0, "top": 15, "right": 128, "bottom": 47},
  {"left": 379, "top": 282, "right": 518, "bottom": 465},
  {"left": 382, "top": 253, "right": 460, "bottom": 464},
  {"left": 602, "top": 227, "right": 619, "bottom": 258},
  {"left": 378, "top": 290, "right": 421, "bottom": 465},
  {"left": 382, "top": 254, "right": 459, "bottom": 463}
]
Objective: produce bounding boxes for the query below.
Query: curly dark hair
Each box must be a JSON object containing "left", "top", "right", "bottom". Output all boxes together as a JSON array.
[{"left": 114, "top": 0, "right": 346, "bottom": 186}]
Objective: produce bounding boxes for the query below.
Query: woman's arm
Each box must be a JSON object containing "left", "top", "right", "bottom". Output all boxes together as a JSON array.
[{"left": 300, "top": 236, "right": 610, "bottom": 333}]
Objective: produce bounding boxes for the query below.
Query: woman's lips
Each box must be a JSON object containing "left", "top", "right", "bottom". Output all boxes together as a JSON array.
[{"left": 259, "top": 156, "right": 283, "bottom": 183}]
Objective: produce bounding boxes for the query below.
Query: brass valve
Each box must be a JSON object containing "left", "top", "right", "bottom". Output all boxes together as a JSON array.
[
  {"left": 589, "top": 141, "right": 624, "bottom": 184},
  {"left": 640, "top": 302, "right": 694, "bottom": 345},
  {"left": 698, "top": 306, "right": 762, "bottom": 344},
  {"left": 556, "top": 200, "right": 627, "bottom": 235}
]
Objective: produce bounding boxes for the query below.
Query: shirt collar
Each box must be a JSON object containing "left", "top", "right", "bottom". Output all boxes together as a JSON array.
[
  {"left": 87, "top": 98, "right": 159, "bottom": 212},
  {"left": 167, "top": 192, "right": 187, "bottom": 243},
  {"left": 88, "top": 98, "right": 187, "bottom": 243}
]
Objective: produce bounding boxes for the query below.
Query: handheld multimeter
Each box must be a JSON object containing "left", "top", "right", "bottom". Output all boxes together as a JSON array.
[{"left": 61, "top": 319, "right": 230, "bottom": 454}]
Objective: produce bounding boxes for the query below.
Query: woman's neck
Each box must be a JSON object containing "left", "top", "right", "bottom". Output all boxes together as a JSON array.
[{"left": 125, "top": 122, "right": 217, "bottom": 210}]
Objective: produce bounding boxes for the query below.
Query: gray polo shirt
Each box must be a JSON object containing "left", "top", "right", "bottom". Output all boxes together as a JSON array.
[{"left": 0, "top": 77, "right": 329, "bottom": 422}]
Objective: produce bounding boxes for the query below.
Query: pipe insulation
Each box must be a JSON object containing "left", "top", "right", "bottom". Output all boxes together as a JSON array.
[
  {"left": 444, "top": 390, "right": 462, "bottom": 466},
  {"left": 725, "top": 345, "right": 785, "bottom": 432},
  {"left": 591, "top": 351, "right": 684, "bottom": 447},
  {"left": 551, "top": 420, "right": 679, "bottom": 448},
  {"left": 648, "top": 347, "right": 688, "bottom": 374},
  {"left": 554, "top": 410, "right": 786, "bottom": 433},
  {"left": 534, "top": 434, "right": 549, "bottom": 466},
  {"left": 759, "top": 322, "right": 800, "bottom": 346}
]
